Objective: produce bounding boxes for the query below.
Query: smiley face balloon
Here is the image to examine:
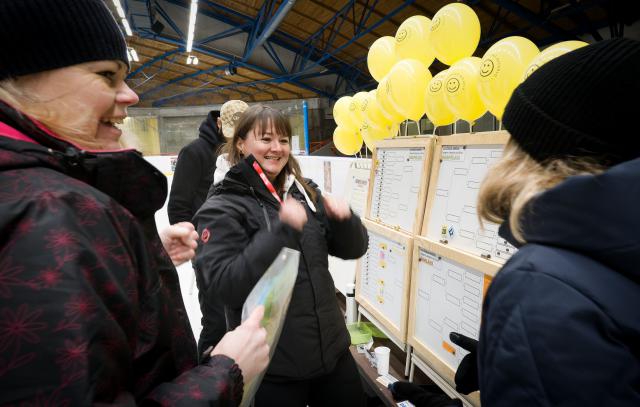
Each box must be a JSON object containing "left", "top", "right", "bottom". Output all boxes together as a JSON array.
[
  {"left": 444, "top": 57, "right": 487, "bottom": 124},
  {"left": 425, "top": 69, "right": 456, "bottom": 127},
  {"left": 478, "top": 36, "right": 539, "bottom": 120}
]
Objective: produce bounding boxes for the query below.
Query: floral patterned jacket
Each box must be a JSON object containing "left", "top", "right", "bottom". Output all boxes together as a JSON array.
[{"left": 0, "top": 101, "right": 243, "bottom": 406}]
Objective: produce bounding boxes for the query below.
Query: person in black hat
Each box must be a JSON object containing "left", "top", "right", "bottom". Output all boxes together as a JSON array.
[
  {"left": 473, "top": 38, "right": 640, "bottom": 406},
  {"left": 0, "top": 0, "right": 268, "bottom": 405}
]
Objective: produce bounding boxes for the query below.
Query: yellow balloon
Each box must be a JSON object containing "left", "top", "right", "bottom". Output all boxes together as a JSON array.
[
  {"left": 478, "top": 36, "right": 539, "bottom": 120},
  {"left": 351, "top": 91, "right": 369, "bottom": 129},
  {"left": 333, "top": 96, "right": 358, "bottom": 129},
  {"left": 386, "top": 59, "right": 432, "bottom": 121},
  {"left": 429, "top": 3, "right": 480, "bottom": 66},
  {"left": 376, "top": 76, "right": 405, "bottom": 123},
  {"left": 361, "top": 120, "right": 399, "bottom": 150},
  {"left": 361, "top": 119, "right": 398, "bottom": 141},
  {"left": 363, "top": 90, "right": 392, "bottom": 126},
  {"left": 425, "top": 70, "right": 456, "bottom": 126},
  {"left": 367, "top": 36, "right": 398, "bottom": 82},
  {"left": 444, "top": 57, "right": 487, "bottom": 123},
  {"left": 524, "top": 40, "right": 589, "bottom": 79},
  {"left": 395, "top": 15, "right": 435, "bottom": 67},
  {"left": 333, "top": 126, "right": 363, "bottom": 155}
]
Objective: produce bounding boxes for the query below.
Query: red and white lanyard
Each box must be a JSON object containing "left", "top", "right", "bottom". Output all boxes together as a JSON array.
[{"left": 252, "top": 161, "right": 283, "bottom": 205}]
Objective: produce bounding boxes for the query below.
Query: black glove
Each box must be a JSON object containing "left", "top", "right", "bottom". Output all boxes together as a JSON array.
[
  {"left": 388, "top": 381, "right": 462, "bottom": 407},
  {"left": 449, "top": 332, "right": 479, "bottom": 395}
]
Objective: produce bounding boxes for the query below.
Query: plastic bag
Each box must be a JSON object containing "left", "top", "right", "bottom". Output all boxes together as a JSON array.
[{"left": 239, "top": 247, "right": 300, "bottom": 407}]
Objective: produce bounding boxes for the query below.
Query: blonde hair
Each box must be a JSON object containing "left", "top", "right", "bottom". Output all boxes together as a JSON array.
[
  {"left": 223, "top": 104, "right": 317, "bottom": 203},
  {"left": 478, "top": 138, "right": 606, "bottom": 243},
  {"left": 0, "top": 76, "right": 104, "bottom": 150}
]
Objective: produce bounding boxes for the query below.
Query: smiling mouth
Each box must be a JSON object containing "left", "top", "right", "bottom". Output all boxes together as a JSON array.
[
  {"left": 100, "top": 117, "right": 124, "bottom": 129},
  {"left": 264, "top": 156, "right": 282, "bottom": 161}
]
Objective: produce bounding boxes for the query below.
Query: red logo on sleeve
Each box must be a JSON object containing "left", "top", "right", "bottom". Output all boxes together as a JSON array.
[{"left": 201, "top": 228, "right": 210, "bottom": 243}]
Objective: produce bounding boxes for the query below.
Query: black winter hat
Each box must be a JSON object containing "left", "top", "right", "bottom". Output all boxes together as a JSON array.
[
  {"left": 0, "top": 0, "right": 129, "bottom": 80},
  {"left": 503, "top": 38, "right": 640, "bottom": 165}
]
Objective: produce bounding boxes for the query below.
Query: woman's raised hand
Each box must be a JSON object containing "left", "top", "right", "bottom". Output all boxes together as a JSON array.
[
  {"left": 279, "top": 197, "right": 308, "bottom": 231},
  {"left": 323, "top": 195, "right": 351, "bottom": 221}
]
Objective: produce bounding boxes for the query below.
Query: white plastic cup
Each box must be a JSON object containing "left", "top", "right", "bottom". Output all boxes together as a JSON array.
[{"left": 374, "top": 346, "right": 390, "bottom": 376}]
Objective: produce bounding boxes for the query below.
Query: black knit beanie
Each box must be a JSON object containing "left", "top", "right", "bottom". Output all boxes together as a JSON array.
[
  {"left": 0, "top": 0, "right": 129, "bottom": 80},
  {"left": 503, "top": 38, "right": 640, "bottom": 165}
]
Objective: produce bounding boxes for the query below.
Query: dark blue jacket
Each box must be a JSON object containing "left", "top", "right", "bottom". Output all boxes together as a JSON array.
[{"left": 479, "top": 157, "right": 640, "bottom": 406}]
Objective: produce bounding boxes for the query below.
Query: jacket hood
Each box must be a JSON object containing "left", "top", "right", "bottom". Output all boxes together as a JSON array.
[
  {"left": 0, "top": 101, "right": 167, "bottom": 219},
  {"left": 199, "top": 111, "right": 224, "bottom": 146},
  {"left": 503, "top": 157, "right": 640, "bottom": 283}
]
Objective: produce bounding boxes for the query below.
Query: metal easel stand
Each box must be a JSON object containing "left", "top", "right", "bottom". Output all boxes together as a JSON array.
[{"left": 358, "top": 305, "right": 412, "bottom": 377}]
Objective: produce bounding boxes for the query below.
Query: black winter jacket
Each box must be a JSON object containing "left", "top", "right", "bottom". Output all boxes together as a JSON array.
[
  {"left": 0, "top": 102, "right": 243, "bottom": 406},
  {"left": 479, "top": 157, "right": 640, "bottom": 406},
  {"left": 168, "top": 111, "right": 225, "bottom": 224},
  {"left": 193, "top": 155, "right": 369, "bottom": 380}
]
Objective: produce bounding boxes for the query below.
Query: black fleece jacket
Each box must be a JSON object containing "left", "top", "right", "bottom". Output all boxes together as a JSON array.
[{"left": 168, "top": 111, "right": 225, "bottom": 224}]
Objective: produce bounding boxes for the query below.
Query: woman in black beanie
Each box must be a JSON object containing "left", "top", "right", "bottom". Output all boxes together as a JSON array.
[
  {"left": 475, "top": 38, "right": 640, "bottom": 406},
  {"left": 0, "top": 0, "right": 268, "bottom": 405}
]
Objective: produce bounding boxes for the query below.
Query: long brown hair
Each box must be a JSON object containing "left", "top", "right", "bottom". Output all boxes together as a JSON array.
[
  {"left": 222, "top": 104, "right": 317, "bottom": 203},
  {"left": 478, "top": 138, "right": 606, "bottom": 243}
]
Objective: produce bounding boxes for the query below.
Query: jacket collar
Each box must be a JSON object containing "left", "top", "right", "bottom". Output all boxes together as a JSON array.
[
  {"left": 214, "top": 153, "right": 316, "bottom": 212},
  {"left": 0, "top": 101, "right": 167, "bottom": 220}
]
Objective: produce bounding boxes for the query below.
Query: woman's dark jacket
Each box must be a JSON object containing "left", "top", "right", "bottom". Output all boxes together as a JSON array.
[
  {"left": 193, "top": 155, "right": 369, "bottom": 380},
  {"left": 0, "top": 102, "right": 243, "bottom": 406},
  {"left": 479, "top": 157, "right": 640, "bottom": 406}
]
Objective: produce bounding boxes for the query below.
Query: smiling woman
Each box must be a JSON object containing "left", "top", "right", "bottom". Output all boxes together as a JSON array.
[
  {"left": 0, "top": 0, "right": 269, "bottom": 405},
  {"left": 194, "top": 104, "right": 370, "bottom": 406},
  {"left": 0, "top": 60, "right": 138, "bottom": 150}
]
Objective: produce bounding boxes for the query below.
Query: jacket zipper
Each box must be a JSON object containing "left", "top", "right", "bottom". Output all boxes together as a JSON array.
[{"left": 250, "top": 186, "right": 271, "bottom": 232}]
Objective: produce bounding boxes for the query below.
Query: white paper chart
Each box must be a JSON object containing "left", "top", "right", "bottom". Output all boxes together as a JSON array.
[
  {"left": 344, "top": 161, "right": 371, "bottom": 218},
  {"left": 425, "top": 145, "right": 516, "bottom": 263},
  {"left": 370, "top": 147, "right": 426, "bottom": 233},
  {"left": 359, "top": 230, "right": 408, "bottom": 330},
  {"left": 413, "top": 247, "right": 487, "bottom": 370}
]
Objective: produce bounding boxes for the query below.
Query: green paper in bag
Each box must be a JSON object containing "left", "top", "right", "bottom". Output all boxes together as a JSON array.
[{"left": 240, "top": 248, "right": 300, "bottom": 406}]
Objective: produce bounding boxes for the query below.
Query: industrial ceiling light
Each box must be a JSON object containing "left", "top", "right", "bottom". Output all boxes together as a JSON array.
[
  {"left": 186, "top": 55, "right": 199, "bottom": 65},
  {"left": 127, "top": 47, "right": 139, "bottom": 62},
  {"left": 111, "top": 0, "right": 133, "bottom": 36},
  {"left": 186, "top": 0, "right": 198, "bottom": 53}
]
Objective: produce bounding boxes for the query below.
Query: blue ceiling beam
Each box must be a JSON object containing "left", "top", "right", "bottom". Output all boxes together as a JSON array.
[
  {"left": 490, "top": 0, "right": 578, "bottom": 41},
  {"left": 243, "top": 0, "right": 296, "bottom": 61},
  {"left": 153, "top": 0, "right": 185, "bottom": 39},
  {"left": 128, "top": 48, "right": 183, "bottom": 78},
  {"left": 311, "top": 0, "right": 416, "bottom": 69},
  {"left": 198, "top": 24, "right": 249, "bottom": 45},
  {"left": 130, "top": 0, "right": 368, "bottom": 87},
  {"left": 152, "top": 70, "right": 332, "bottom": 106},
  {"left": 263, "top": 41, "right": 287, "bottom": 73},
  {"left": 136, "top": 32, "right": 333, "bottom": 101}
]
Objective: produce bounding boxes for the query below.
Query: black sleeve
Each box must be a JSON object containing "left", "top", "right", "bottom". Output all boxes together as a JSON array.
[
  {"left": 168, "top": 144, "right": 201, "bottom": 224},
  {"left": 194, "top": 202, "right": 301, "bottom": 309},
  {"left": 318, "top": 193, "right": 368, "bottom": 259}
]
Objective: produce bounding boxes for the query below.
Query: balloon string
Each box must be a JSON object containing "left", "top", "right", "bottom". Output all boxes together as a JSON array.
[{"left": 454, "top": 121, "right": 458, "bottom": 134}]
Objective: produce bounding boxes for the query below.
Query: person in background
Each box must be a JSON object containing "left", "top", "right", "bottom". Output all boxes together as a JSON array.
[
  {"left": 194, "top": 105, "right": 368, "bottom": 406},
  {"left": 209, "top": 100, "right": 250, "bottom": 187},
  {"left": 0, "top": 0, "right": 269, "bottom": 404},
  {"left": 168, "top": 109, "right": 222, "bottom": 225},
  {"left": 474, "top": 38, "right": 640, "bottom": 406},
  {"left": 188, "top": 100, "right": 249, "bottom": 355}
]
